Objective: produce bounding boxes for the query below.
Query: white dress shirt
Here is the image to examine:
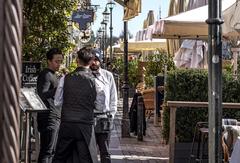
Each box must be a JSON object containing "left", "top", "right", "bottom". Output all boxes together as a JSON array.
[
  {"left": 94, "top": 68, "right": 118, "bottom": 118},
  {"left": 54, "top": 68, "right": 118, "bottom": 118}
]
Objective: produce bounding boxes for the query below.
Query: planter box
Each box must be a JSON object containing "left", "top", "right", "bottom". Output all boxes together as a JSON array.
[{"left": 174, "top": 142, "right": 208, "bottom": 163}]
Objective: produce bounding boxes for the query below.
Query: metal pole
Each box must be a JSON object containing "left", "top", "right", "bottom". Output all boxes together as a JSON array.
[
  {"left": 207, "top": 4, "right": 213, "bottom": 162},
  {"left": 24, "top": 113, "right": 30, "bottom": 163},
  {"left": 102, "top": 30, "right": 105, "bottom": 66},
  {"left": 28, "top": 113, "right": 32, "bottom": 163},
  {"left": 109, "top": 7, "right": 113, "bottom": 61},
  {"left": 137, "top": 96, "right": 144, "bottom": 141},
  {"left": 206, "top": 0, "right": 223, "bottom": 162},
  {"left": 99, "top": 37, "right": 102, "bottom": 59},
  {"left": 1, "top": 0, "right": 22, "bottom": 163},
  {"left": 121, "top": 19, "right": 130, "bottom": 137},
  {"left": 105, "top": 23, "right": 108, "bottom": 66}
]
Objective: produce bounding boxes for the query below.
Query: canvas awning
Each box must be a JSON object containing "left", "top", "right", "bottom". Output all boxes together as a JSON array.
[
  {"left": 150, "top": 0, "right": 236, "bottom": 39},
  {"left": 120, "top": 39, "right": 167, "bottom": 51}
]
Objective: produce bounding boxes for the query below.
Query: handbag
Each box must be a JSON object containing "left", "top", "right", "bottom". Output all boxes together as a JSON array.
[{"left": 94, "top": 116, "right": 113, "bottom": 133}]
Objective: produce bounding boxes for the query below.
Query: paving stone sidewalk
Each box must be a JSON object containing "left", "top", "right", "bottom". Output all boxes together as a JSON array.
[{"left": 109, "top": 98, "right": 169, "bottom": 163}]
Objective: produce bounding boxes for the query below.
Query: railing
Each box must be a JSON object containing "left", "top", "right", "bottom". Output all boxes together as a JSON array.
[{"left": 167, "top": 101, "right": 240, "bottom": 163}]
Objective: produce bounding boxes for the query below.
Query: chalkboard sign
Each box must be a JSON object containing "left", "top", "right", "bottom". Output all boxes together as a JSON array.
[
  {"left": 22, "top": 62, "right": 41, "bottom": 88},
  {"left": 20, "top": 88, "right": 48, "bottom": 112}
]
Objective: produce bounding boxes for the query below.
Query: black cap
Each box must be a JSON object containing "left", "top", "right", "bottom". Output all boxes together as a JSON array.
[{"left": 93, "top": 49, "right": 102, "bottom": 62}]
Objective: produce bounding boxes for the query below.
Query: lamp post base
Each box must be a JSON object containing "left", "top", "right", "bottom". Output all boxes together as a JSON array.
[
  {"left": 121, "top": 118, "right": 130, "bottom": 137},
  {"left": 121, "top": 83, "right": 130, "bottom": 138}
]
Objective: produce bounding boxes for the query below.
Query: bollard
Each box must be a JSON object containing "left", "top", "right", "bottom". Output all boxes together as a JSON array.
[
  {"left": 137, "top": 95, "right": 144, "bottom": 141},
  {"left": 154, "top": 75, "right": 164, "bottom": 126}
]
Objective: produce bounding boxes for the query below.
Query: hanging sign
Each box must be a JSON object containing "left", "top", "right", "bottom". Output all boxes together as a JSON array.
[{"left": 72, "top": 10, "right": 94, "bottom": 30}]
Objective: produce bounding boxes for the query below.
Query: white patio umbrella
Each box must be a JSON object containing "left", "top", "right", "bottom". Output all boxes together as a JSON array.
[
  {"left": 152, "top": 0, "right": 236, "bottom": 40},
  {"left": 222, "top": 0, "right": 240, "bottom": 38},
  {"left": 167, "top": 0, "right": 190, "bottom": 56},
  {"left": 120, "top": 39, "right": 167, "bottom": 51}
]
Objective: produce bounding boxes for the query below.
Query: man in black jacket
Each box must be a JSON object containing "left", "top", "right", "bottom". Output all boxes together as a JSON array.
[
  {"left": 53, "top": 47, "right": 98, "bottom": 163},
  {"left": 37, "top": 48, "right": 63, "bottom": 163}
]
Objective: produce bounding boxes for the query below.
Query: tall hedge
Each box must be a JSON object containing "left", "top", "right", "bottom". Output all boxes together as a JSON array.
[{"left": 163, "top": 69, "right": 240, "bottom": 142}]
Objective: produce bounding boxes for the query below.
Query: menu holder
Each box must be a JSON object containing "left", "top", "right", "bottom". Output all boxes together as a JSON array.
[{"left": 20, "top": 88, "right": 48, "bottom": 112}]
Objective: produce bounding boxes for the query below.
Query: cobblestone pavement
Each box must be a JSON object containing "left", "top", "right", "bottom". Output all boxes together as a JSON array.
[{"left": 108, "top": 98, "right": 169, "bottom": 163}]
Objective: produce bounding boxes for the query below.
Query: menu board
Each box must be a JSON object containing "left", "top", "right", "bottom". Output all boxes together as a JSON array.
[
  {"left": 20, "top": 88, "right": 48, "bottom": 112},
  {"left": 21, "top": 62, "right": 41, "bottom": 88}
]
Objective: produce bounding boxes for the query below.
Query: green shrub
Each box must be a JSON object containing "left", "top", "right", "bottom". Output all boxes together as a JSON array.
[
  {"left": 163, "top": 69, "right": 240, "bottom": 142},
  {"left": 112, "top": 58, "right": 140, "bottom": 88},
  {"left": 144, "top": 52, "right": 175, "bottom": 88}
]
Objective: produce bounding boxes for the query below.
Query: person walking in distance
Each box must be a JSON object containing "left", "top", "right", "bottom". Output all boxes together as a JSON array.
[
  {"left": 90, "top": 51, "right": 118, "bottom": 163},
  {"left": 53, "top": 47, "right": 98, "bottom": 163},
  {"left": 37, "top": 48, "right": 63, "bottom": 163}
]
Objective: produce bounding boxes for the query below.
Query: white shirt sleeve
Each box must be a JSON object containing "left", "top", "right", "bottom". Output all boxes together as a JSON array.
[
  {"left": 109, "top": 73, "right": 118, "bottom": 118},
  {"left": 54, "top": 76, "right": 65, "bottom": 106}
]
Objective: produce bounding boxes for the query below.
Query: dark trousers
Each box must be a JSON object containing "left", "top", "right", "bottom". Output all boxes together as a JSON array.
[
  {"left": 95, "top": 133, "right": 111, "bottom": 163},
  {"left": 53, "top": 122, "right": 93, "bottom": 163},
  {"left": 38, "top": 118, "right": 60, "bottom": 163}
]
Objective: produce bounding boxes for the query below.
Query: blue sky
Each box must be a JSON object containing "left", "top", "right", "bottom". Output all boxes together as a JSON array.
[{"left": 91, "top": 0, "right": 170, "bottom": 37}]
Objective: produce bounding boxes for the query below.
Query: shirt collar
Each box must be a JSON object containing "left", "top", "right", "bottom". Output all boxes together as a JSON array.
[
  {"left": 46, "top": 68, "right": 55, "bottom": 74},
  {"left": 75, "top": 66, "right": 90, "bottom": 72},
  {"left": 92, "top": 67, "right": 102, "bottom": 74}
]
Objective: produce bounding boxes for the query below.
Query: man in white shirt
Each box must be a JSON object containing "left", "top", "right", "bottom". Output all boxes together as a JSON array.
[{"left": 91, "top": 51, "right": 117, "bottom": 163}]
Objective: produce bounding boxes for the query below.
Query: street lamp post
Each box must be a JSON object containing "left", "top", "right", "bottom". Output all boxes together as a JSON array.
[
  {"left": 107, "top": 0, "right": 115, "bottom": 61},
  {"left": 206, "top": 0, "right": 223, "bottom": 162},
  {"left": 102, "top": 7, "right": 110, "bottom": 66},
  {"left": 100, "top": 21, "right": 106, "bottom": 65},
  {"left": 67, "top": 20, "right": 73, "bottom": 68},
  {"left": 97, "top": 28, "right": 104, "bottom": 58},
  {"left": 122, "top": 13, "right": 130, "bottom": 137}
]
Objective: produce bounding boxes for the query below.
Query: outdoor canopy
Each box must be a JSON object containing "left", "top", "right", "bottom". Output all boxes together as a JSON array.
[
  {"left": 107, "top": 43, "right": 141, "bottom": 57},
  {"left": 120, "top": 39, "right": 167, "bottom": 51},
  {"left": 150, "top": 0, "right": 236, "bottom": 39}
]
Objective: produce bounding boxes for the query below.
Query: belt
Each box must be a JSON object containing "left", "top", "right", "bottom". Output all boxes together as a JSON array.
[{"left": 94, "top": 112, "right": 112, "bottom": 118}]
